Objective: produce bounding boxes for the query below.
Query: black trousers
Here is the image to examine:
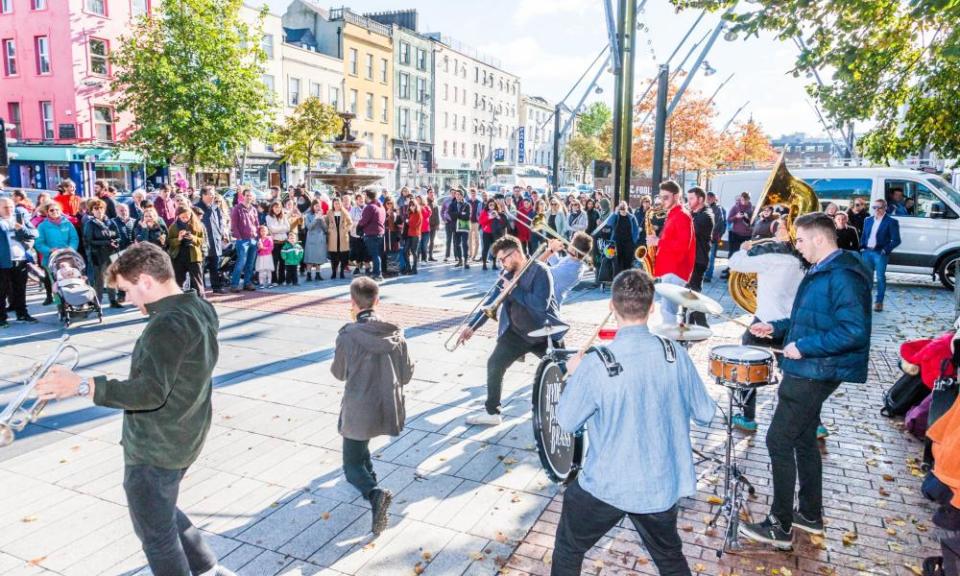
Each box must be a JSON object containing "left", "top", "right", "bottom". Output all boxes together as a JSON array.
[
  {"left": 485, "top": 329, "right": 547, "bottom": 415},
  {"left": 444, "top": 222, "right": 456, "bottom": 258},
  {"left": 329, "top": 251, "right": 349, "bottom": 277},
  {"left": 205, "top": 253, "right": 222, "bottom": 291},
  {"left": 613, "top": 241, "right": 634, "bottom": 277},
  {"left": 727, "top": 232, "right": 750, "bottom": 259},
  {"left": 481, "top": 232, "right": 495, "bottom": 266},
  {"left": 767, "top": 374, "right": 839, "bottom": 529},
  {"left": 90, "top": 260, "right": 118, "bottom": 305},
  {"left": 342, "top": 437, "right": 378, "bottom": 499},
  {"left": 124, "top": 464, "right": 218, "bottom": 576},
  {"left": 551, "top": 479, "right": 690, "bottom": 576},
  {"left": 404, "top": 236, "right": 421, "bottom": 272},
  {"left": 454, "top": 231, "right": 469, "bottom": 263},
  {"left": 271, "top": 241, "right": 285, "bottom": 285},
  {"left": 428, "top": 228, "right": 438, "bottom": 258},
  {"left": 0, "top": 261, "right": 29, "bottom": 320},
  {"left": 686, "top": 263, "right": 707, "bottom": 326},
  {"left": 285, "top": 264, "right": 299, "bottom": 285},
  {"left": 174, "top": 258, "right": 204, "bottom": 298}
]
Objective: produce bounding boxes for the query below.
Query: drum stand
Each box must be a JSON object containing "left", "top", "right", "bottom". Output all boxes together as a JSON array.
[{"left": 705, "top": 379, "right": 758, "bottom": 558}]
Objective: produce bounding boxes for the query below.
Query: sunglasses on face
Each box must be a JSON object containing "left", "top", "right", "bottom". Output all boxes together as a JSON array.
[{"left": 872, "top": 205, "right": 884, "bottom": 210}]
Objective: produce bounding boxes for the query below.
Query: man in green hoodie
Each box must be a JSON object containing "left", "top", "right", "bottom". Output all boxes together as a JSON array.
[
  {"left": 332, "top": 276, "right": 414, "bottom": 536},
  {"left": 36, "top": 242, "right": 233, "bottom": 576}
]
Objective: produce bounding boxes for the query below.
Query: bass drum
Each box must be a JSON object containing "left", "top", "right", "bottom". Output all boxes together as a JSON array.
[{"left": 531, "top": 357, "right": 585, "bottom": 485}]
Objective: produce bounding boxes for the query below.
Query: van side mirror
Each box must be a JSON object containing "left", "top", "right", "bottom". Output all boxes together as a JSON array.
[{"left": 931, "top": 204, "right": 945, "bottom": 219}]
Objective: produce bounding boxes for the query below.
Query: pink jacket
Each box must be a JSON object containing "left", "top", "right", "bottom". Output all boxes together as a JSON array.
[{"left": 257, "top": 237, "right": 273, "bottom": 256}]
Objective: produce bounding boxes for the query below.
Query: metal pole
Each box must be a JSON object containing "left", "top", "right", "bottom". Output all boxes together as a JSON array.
[
  {"left": 651, "top": 64, "right": 669, "bottom": 189},
  {"left": 615, "top": 0, "right": 637, "bottom": 203},
  {"left": 707, "top": 72, "right": 735, "bottom": 106},
  {"left": 721, "top": 100, "right": 750, "bottom": 134},
  {"left": 667, "top": 12, "right": 729, "bottom": 117},
  {"left": 610, "top": 0, "right": 627, "bottom": 206},
  {"left": 558, "top": 53, "right": 611, "bottom": 141},
  {"left": 552, "top": 104, "right": 562, "bottom": 191}
]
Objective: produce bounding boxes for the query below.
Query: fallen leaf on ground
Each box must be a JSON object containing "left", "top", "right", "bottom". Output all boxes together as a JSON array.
[
  {"left": 28, "top": 557, "right": 46, "bottom": 566},
  {"left": 885, "top": 527, "right": 896, "bottom": 536},
  {"left": 422, "top": 551, "right": 432, "bottom": 560},
  {"left": 681, "top": 524, "right": 694, "bottom": 532},
  {"left": 842, "top": 531, "right": 858, "bottom": 546},
  {"left": 469, "top": 552, "right": 485, "bottom": 561},
  {"left": 904, "top": 565, "right": 922, "bottom": 575},
  {"left": 693, "top": 563, "right": 706, "bottom": 573},
  {"left": 413, "top": 561, "right": 425, "bottom": 574},
  {"left": 495, "top": 532, "right": 508, "bottom": 543},
  {"left": 21, "top": 516, "right": 37, "bottom": 523},
  {"left": 882, "top": 474, "right": 895, "bottom": 482},
  {"left": 707, "top": 495, "right": 723, "bottom": 505},
  {"left": 809, "top": 534, "right": 826, "bottom": 549}
]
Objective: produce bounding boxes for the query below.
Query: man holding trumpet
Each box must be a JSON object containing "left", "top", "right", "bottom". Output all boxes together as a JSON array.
[{"left": 457, "top": 235, "right": 565, "bottom": 426}]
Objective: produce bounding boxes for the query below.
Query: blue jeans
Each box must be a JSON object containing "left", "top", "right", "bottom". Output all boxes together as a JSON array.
[
  {"left": 861, "top": 249, "right": 888, "bottom": 304},
  {"left": 454, "top": 231, "right": 469, "bottom": 262},
  {"left": 363, "top": 235, "right": 383, "bottom": 277},
  {"left": 657, "top": 273, "right": 686, "bottom": 325},
  {"left": 419, "top": 234, "right": 430, "bottom": 260},
  {"left": 704, "top": 241, "right": 718, "bottom": 280},
  {"left": 230, "top": 238, "right": 257, "bottom": 288}
]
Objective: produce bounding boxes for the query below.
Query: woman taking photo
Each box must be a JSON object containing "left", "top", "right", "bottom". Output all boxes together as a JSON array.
[
  {"left": 603, "top": 201, "right": 640, "bottom": 276},
  {"left": 83, "top": 199, "right": 122, "bottom": 308},
  {"left": 167, "top": 207, "right": 206, "bottom": 297},
  {"left": 303, "top": 199, "right": 328, "bottom": 281},
  {"left": 584, "top": 198, "right": 601, "bottom": 236},
  {"left": 265, "top": 201, "right": 291, "bottom": 285},
  {"left": 326, "top": 197, "right": 352, "bottom": 279},
  {"left": 134, "top": 207, "right": 167, "bottom": 248}
]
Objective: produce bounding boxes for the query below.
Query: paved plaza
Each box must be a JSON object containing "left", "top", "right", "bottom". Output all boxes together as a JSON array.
[{"left": 0, "top": 257, "right": 953, "bottom": 576}]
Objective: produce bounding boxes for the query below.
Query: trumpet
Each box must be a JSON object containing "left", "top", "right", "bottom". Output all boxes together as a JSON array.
[
  {"left": 0, "top": 335, "right": 80, "bottom": 447},
  {"left": 443, "top": 243, "right": 549, "bottom": 352}
]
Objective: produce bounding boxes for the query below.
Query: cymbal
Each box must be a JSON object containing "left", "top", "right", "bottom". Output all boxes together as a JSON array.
[
  {"left": 527, "top": 324, "right": 570, "bottom": 338},
  {"left": 653, "top": 324, "right": 713, "bottom": 342},
  {"left": 654, "top": 283, "right": 724, "bottom": 315}
]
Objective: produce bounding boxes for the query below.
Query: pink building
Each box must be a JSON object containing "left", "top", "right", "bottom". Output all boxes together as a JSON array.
[{"left": 0, "top": 0, "right": 152, "bottom": 193}]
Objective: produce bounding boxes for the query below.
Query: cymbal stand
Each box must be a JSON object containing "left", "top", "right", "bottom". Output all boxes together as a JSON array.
[{"left": 707, "top": 371, "right": 758, "bottom": 558}]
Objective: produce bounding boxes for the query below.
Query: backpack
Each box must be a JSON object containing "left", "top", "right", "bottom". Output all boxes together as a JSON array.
[
  {"left": 905, "top": 393, "right": 933, "bottom": 439},
  {"left": 881, "top": 372, "right": 928, "bottom": 417}
]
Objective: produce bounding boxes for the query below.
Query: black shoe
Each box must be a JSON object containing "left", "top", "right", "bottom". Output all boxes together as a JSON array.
[
  {"left": 353, "top": 268, "right": 362, "bottom": 275},
  {"left": 456, "top": 260, "right": 463, "bottom": 267},
  {"left": 213, "top": 288, "right": 226, "bottom": 294},
  {"left": 42, "top": 297, "right": 54, "bottom": 306},
  {"left": 739, "top": 516, "right": 793, "bottom": 549},
  {"left": 243, "top": 284, "right": 256, "bottom": 291},
  {"left": 16, "top": 314, "right": 38, "bottom": 323},
  {"left": 792, "top": 509, "right": 824, "bottom": 535},
  {"left": 463, "top": 263, "right": 470, "bottom": 270},
  {"left": 230, "top": 286, "right": 241, "bottom": 293},
  {"left": 306, "top": 272, "right": 313, "bottom": 281},
  {"left": 369, "top": 489, "right": 393, "bottom": 535},
  {"left": 0, "top": 319, "right": 8, "bottom": 329},
  {"left": 340, "top": 272, "right": 346, "bottom": 279},
  {"left": 109, "top": 301, "right": 123, "bottom": 309},
  {"left": 482, "top": 264, "right": 488, "bottom": 270}
]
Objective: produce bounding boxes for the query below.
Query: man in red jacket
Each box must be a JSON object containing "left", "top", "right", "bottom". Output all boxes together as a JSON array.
[{"left": 646, "top": 180, "right": 695, "bottom": 325}]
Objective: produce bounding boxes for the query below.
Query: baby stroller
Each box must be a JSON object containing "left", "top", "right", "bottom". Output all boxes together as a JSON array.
[{"left": 48, "top": 248, "right": 102, "bottom": 327}]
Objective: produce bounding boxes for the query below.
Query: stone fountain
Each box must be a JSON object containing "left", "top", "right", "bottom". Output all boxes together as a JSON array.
[{"left": 315, "top": 112, "right": 384, "bottom": 194}]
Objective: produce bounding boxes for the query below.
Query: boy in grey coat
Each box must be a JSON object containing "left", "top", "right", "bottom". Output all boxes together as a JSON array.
[{"left": 332, "top": 277, "right": 414, "bottom": 535}]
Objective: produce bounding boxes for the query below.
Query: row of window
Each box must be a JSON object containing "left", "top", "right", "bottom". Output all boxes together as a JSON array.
[
  {"left": 438, "top": 141, "right": 517, "bottom": 163},
  {"left": 398, "top": 72, "right": 428, "bottom": 102},
  {"left": 359, "top": 131, "right": 390, "bottom": 160},
  {"left": 6, "top": 101, "right": 114, "bottom": 142},
  {"left": 440, "top": 83, "right": 517, "bottom": 118},
  {"left": 1, "top": 0, "right": 150, "bottom": 17},
  {"left": 348, "top": 48, "right": 389, "bottom": 84},
  {"left": 396, "top": 108, "right": 427, "bottom": 141},
  {"left": 398, "top": 41, "right": 428, "bottom": 71},
  {"left": 441, "top": 54, "right": 518, "bottom": 95},
  {"left": 2, "top": 36, "right": 108, "bottom": 77}
]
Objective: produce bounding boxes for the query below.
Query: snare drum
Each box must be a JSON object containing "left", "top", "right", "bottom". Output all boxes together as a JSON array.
[
  {"left": 531, "top": 357, "right": 585, "bottom": 484},
  {"left": 709, "top": 345, "right": 775, "bottom": 387}
]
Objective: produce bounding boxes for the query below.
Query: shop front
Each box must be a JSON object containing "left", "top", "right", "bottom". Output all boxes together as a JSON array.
[
  {"left": 353, "top": 159, "right": 398, "bottom": 191},
  {"left": 434, "top": 158, "right": 480, "bottom": 191},
  {"left": 6, "top": 145, "right": 146, "bottom": 196}
]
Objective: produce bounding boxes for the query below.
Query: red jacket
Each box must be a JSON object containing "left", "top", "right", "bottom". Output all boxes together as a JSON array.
[
  {"left": 653, "top": 204, "right": 695, "bottom": 281},
  {"left": 406, "top": 210, "right": 423, "bottom": 238},
  {"left": 420, "top": 206, "right": 431, "bottom": 233},
  {"left": 479, "top": 208, "right": 494, "bottom": 233},
  {"left": 901, "top": 332, "right": 956, "bottom": 389},
  {"left": 54, "top": 193, "right": 80, "bottom": 218}
]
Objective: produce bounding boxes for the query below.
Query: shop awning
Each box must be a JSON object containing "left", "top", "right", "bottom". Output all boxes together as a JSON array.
[{"left": 9, "top": 145, "right": 145, "bottom": 164}]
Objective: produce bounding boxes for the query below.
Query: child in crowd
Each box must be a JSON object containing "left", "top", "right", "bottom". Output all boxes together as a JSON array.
[
  {"left": 255, "top": 225, "right": 275, "bottom": 287},
  {"left": 281, "top": 232, "right": 304, "bottom": 286},
  {"left": 56, "top": 261, "right": 83, "bottom": 283},
  {"left": 331, "top": 277, "right": 414, "bottom": 536}
]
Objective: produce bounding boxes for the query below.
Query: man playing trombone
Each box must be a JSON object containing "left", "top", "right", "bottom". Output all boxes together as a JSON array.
[{"left": 456, "top": 235, "right": 565, "bottom": 426}]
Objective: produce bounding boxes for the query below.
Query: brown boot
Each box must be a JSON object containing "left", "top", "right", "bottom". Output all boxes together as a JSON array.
[{"left": 873, "top": 302, "right": 883, "bottom": 312}]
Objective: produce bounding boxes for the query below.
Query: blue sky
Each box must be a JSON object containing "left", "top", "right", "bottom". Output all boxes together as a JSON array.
[{"left": 263, "top": 0, "right": 828, "bottom": 140}]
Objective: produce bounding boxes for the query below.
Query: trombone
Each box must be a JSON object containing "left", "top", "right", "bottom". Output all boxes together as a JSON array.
[
  {"left": 1, "top": 335, "right": 80, "bottom": 447},
  {"left": 443, "top": 243, "right": 549, "bottom": 352},
  {"left": 505, "top": 210, "right": 592, "bottom": 262}
]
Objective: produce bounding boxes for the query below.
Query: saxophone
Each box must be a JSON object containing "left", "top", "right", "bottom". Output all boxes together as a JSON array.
[{"left": 634, "top": 207, "right": 664, "bottom": 274}]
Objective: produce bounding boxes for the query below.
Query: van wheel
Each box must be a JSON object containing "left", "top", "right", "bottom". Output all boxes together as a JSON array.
[{"left": 937, "top": 252, "right": 960, "bottom": 290}]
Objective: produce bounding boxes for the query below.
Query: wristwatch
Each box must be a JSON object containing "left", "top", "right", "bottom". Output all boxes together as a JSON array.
[{"left": 77, "top": 377, "right": 91, "bottom": 398}]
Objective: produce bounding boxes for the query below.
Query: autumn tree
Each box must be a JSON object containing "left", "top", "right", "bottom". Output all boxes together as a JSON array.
[
  {"left": 111, "top": 0, "right": 274, "bottom": 184},
  {"left": 672, "top": 0, "right": 960, "bottom": 162},
  {"left": 722, "top": 118, "right": 779, "bottom": 166},
  {"left": 565, "top": 134, "right": 605, "bottom": 182},
  {"left": 273, "top": 98, "right": 343, "bottom": 188}
]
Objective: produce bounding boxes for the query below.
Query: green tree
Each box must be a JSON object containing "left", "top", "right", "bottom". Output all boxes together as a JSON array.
[
  {"left": 111, "top": 0, "right": 275, "bottom": 184},
  {"left": 565, "top": 134, "right": 604, "bottom": 181},
  {"left": 672, "top": 0, "right": 960, "bottom": 162},
  {"left": 273, "top": 98, "right": 343, "bottom": 188},
  {"left": 577, "top": 102, "right": 613, "bottom": 138}
]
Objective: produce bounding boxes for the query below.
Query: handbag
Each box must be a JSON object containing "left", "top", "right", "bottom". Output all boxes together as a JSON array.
[
  {"left": 881, "top": 372, "right": 928, "bottom": 417},
  {"left": 929, "top": 358, "right": 958, "bottom": 427},
  {"left": 905, "top": 393, "right": 933, "bottom": 439}
]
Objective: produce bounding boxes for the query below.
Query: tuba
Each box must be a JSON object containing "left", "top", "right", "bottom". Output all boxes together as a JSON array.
[
  {"left": 634, "top": 207, "right": 665, "bottom": 274},
  {"left": 728, "top": 153, "right": 819, "bottom": 313}
]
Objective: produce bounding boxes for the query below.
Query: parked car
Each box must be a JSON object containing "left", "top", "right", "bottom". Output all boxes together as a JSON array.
[{"left": 710, "top": 167, "right": 960, "bottom": 288}]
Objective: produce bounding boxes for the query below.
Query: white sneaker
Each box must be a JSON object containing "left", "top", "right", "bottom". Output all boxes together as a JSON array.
[{"left": 466, "top": 412, "right": 502, "bottom": 426}]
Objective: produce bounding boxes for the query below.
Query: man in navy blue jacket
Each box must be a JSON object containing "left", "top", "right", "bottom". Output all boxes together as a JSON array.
[
  {"left": 859, "top": 198, "right": 901, "bottom": 312},
  {"left": 741, "top": 212, "right": 871, "bottom": 550},
  {"left": 0, "top": 197, "right": 39, "bottom": 327},
  {"left": 457, "top": 234, "right": 565, "bottom": 426},
  {"left": 196, "top": 186, "right": 225, "bottom": 294}
]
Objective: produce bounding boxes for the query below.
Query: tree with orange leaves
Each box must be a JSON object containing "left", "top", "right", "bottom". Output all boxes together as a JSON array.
[{"left": 723, "top": 118, "right": 779, "bottom": 166}]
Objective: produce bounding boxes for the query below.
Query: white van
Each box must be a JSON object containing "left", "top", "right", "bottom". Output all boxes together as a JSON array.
[{"left": 709, "top": 167, "right": 960, "bottom": 288}]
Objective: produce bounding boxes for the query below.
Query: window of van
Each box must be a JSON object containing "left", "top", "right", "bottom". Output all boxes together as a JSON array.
[
  {"left": 806, "top": 178, "right": 872, "bottom": 210},
  {"left": 884, "top": 179, "right": 956, "bottom": 218}
]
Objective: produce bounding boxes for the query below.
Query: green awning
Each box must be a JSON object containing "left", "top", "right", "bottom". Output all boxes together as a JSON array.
[{"left": 9, "top": 145, "right": 145, "bottom": 164}]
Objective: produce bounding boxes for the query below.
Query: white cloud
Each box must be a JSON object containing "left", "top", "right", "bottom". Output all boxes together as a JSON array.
[{"left": 512, "top": 0, "right": 595, "bottom": 26}]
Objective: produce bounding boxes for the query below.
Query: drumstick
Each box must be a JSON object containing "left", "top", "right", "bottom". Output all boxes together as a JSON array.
[{"left": 580, "top": 310, "right": 614, "bottom": 353}]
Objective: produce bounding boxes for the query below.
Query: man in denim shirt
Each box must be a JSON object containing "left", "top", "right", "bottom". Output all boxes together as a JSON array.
[{"left": 552, "top": 269, "right": 716, "bottom": 575}]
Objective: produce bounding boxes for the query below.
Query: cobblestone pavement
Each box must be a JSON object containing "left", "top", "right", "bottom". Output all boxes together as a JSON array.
[{"left": 0, "top": 255, "right": 953, "bottom": 576}]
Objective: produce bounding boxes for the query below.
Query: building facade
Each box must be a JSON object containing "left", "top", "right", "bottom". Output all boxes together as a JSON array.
[
  {"left": 0, "top": 0, "right": 152, "bottom": 194},
  {"left": 519, "top": 95, "right": 554, "bottom": 168},
  {"left": 282, "top": 2, "right": 395, "bottom": 188},
  {"left": 426, "top": 33, "right": 520, "bottom": 190},
  {"left": 365, "top": 10, "right": 432, "bottom": 188}
]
